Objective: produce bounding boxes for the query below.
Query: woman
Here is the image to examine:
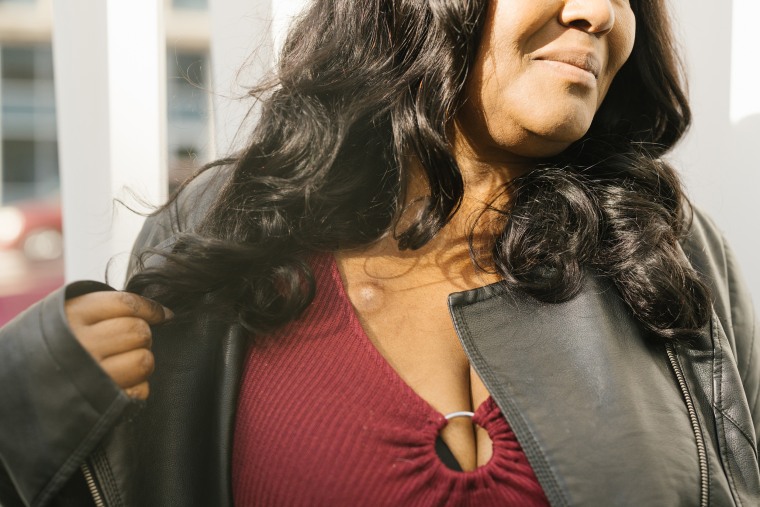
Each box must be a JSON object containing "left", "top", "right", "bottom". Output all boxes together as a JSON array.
[{"left": 1, "top": 0, "right": 758, "bottom": 505}]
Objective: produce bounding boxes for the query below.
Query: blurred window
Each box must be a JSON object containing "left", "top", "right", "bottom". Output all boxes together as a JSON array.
[
  {"left": 167, "top": 49, "right": 210, "bottom": 192},
  {"left": 1, "top": 44, "right": 58, "bottom": 204},
  {"left": 2, "top": 46, "right": 36, "bottom": 80},
  {"left": 3, "top": 140, "right": 35, "bottom": 183},
  {"left": 172, "top": 0, "right": 207, "bottom": 10},
  {"left": 0, "top": 39, "right": 62, "bottom": 324}
]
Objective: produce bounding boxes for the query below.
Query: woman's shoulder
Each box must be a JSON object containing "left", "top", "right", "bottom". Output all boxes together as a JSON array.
[
  {"left": 681, "top": 205, "right": 753, "bottom": 322},
  {"left": 681, "top": 205, "right": 728, "bottom": 270},
  {"left": 682, "top": 204, "right": 758, "bottom": 387},
  {"left": 160, "top": 162, "right": 233, "bottom": 236},
  {"left": 681, "top": 205, "right": 748, "bottom": 309},
  {"left": 127, "top": 162, "right": 234, "bottom": 276}
]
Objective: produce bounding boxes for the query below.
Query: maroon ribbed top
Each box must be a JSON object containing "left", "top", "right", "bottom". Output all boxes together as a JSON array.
[{"left": 232, "top": 255, "right": 549, "bottom": 506}]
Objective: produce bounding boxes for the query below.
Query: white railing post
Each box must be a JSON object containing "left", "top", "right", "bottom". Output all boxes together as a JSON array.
[
  {"left": 52, "top": 0, "right": 167, "bottom": 288},
  {"left": 208, "top": 0, "right": 307, "bottom": 158},
  {"left": 208, "top": 0, "right": 273, "bottom": 159}
]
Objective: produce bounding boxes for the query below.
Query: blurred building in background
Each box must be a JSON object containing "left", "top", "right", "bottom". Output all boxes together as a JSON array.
[{"left": 0, "top": 0, "right": 213, "bottom": 323}]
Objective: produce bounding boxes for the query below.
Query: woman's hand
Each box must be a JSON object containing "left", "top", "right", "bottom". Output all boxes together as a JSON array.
[{"left": 64, "top": 291, "right": 174, "bottom": 400}]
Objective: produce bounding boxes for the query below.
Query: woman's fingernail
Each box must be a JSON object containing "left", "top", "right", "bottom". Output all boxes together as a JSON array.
[{"left": 163, "top": 306, "right": 175, "bottom": 320}]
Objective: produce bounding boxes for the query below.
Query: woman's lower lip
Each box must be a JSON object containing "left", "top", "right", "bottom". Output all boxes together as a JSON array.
[{"left": 534, "top": 60, "right": 597, "bottom": 87}]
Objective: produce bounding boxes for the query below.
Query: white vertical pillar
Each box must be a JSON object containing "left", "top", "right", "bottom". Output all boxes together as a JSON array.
[
  {"left": 271, "top": 0, "right": 309, "bottom": 60},
  {"left": 106, "top": 0, "right": 168, "bottom": 287},
  {"left": 208, "top": 0, "right": 273, "bottom": 158},
  {"left": 52, "top": 0, "right": 167, "bottom": 288},
  {"left": 208, "top": 0, "right": 308, "bottom": 158}
]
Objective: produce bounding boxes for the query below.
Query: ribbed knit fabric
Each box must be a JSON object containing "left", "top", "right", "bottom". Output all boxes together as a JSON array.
[{"left": 232, "top": 255, "right": 549, "bottom": 506}]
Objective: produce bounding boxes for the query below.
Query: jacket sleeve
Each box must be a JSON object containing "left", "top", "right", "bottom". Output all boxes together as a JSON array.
[
  {"left": 0, "top": 165, "right": 230, "bottom": 507},
  {"left": 721, "top": 235, "right": 760, "bottom": 442},
  {"left": 685, "top": 208, "right": 760, "bottom": 444},
  {"left": 0, "top": 282, "right": 133, "bottom": 507},
  {"left": 0, "top": 190, "right": 185, "bottom": 507},
  {"left": 125, "top": 164, "right": 230, "bottom": 279}
]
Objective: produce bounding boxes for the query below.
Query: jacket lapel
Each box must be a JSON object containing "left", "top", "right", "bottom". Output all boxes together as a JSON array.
[{"left": 448, "top": 274, "right": 701, "bottom": 506}]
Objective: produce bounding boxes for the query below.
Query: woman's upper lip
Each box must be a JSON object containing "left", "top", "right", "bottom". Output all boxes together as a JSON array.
[{"left": 532, "top": 50, "right": 601, "bottom": 78}]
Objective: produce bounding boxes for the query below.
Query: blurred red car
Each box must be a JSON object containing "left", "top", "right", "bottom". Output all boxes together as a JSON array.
[{"left": 0, "top": 195, "right": 64, "bottom": 325}]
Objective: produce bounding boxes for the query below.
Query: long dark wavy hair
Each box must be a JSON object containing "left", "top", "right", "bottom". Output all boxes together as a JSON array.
[{"left": 127, "top": 0, "right": 711, "bottom": 341}]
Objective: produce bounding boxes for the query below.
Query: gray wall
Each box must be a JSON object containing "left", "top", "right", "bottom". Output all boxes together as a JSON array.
[{"left": 670, "top": 0, "right": 760, "bottom": 313}]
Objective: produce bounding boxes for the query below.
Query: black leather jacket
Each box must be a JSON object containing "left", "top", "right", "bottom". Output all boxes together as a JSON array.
[{"left": 1, "top": 170, "right": 758, "bottom": 506}]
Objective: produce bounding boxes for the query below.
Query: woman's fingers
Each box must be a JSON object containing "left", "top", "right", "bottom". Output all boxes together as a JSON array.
[
  {"left": 66, "top": 291, "right": 173, "bottom": 327},
  {"left": 124, "top": 381, "right": 150, "bottom": 401},
  {"left": 100, "top": 348, "right": 155, "bottom": 390},
  {"left": 62, "top": 290, "right": 172, "bottom": 399},
  {"left": 79, "top": 317, "right": 153, "bottom": 360}
]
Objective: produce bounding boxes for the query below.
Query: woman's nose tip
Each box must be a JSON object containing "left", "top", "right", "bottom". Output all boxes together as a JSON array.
[{"left": 559, "top": 0, "right": 616, "bottom": 35}]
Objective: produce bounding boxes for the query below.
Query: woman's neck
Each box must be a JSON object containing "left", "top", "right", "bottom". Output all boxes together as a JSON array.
[
  {"left": 449, "top": 119, "right": 535, "bottom": 204},
  {"left": 342, "top": 130, "right": 536, "bottom": 279},
  {"left": 402, "top": 129, "right": 534, "bottom": 245}
]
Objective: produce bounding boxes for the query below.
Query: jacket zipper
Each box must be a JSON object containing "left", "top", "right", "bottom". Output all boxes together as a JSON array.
[
  {"left": 665, "top": 342, "right": 709, "bottom": 507},
  {"left": 81, "top": 462, "right": 106, "bottom": 507}
]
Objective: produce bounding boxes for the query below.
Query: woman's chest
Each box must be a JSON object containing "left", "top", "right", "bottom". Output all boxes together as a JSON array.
[
  {"left": 231, "top": 255, "right": 549, "bottom": 505},
  {"left": 333, "top": 248, "right": 502, "bottom": 388}
]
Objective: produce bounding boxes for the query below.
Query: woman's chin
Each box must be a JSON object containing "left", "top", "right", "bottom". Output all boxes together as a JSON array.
[
  {"left": 500, "top": 133, "right": 581, "bottom": 159},
  {"left": 518, "top": 121, "right": 593, "bottom": 158}
]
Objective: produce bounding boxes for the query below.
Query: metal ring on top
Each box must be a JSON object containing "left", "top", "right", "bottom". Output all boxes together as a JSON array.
[{"left": 444, "top": 411, "right": 475, "bottom": 421}]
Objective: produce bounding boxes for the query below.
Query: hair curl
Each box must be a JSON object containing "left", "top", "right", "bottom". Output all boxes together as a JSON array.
[{"left": 127, "top": 0, "right": 710, "bottom": 341}]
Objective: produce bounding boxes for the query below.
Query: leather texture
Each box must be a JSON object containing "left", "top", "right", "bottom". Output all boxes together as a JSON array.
[
  {"left": 449, "top": 274, "right": 703, "bottom": 506},
  {"left": 0, "top": 282, "right": 130, "bottom": 507},
  {"left": 0, "top": 166, "right": 758, "bottom": 506},
  {"left": 448, "top": 210, "right": 760, "bottom": 506}
]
